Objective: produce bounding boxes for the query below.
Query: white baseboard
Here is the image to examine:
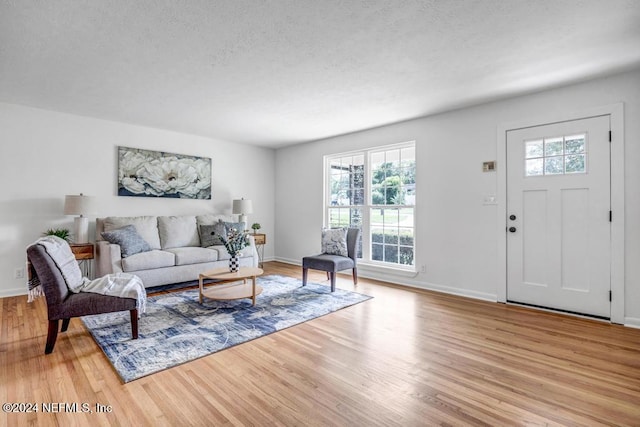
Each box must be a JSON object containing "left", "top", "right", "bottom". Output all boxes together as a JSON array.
[
  {"left": 624, "top": 317, "right": 640, "bottom": 329},
  {"left": 358, "top": 271, "right": 498, "bottom": 302},
  {"left": 274, "top": 257, "right": 301, "bottom": 266},
  {"left": 273, "top": 257, "right": 497, "bottom": 302},
  {"left": 0, "top": 287, "right": 28, "bottom": 298}
]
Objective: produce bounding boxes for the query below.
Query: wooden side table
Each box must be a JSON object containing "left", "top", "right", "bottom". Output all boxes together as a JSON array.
[
  {"left": 252, "top": 233, "right": 266, "bottom": 267},
  {"left": 70, "top": 243, "right": 94, "bottom": 279}
]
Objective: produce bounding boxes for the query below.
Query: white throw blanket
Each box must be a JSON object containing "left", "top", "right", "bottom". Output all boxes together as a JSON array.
[
  {"left": 35, "top": 236, "right": 88, "bottom": 292},
  {"left": 28, "top": 236, "right": 146, "bottom": 315},
  {"left": 82, "top": 273, "right": 146, "bottom": 316}
]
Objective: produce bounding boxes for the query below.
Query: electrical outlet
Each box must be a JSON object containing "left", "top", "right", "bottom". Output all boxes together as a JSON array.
[
  {"left": 14, "top": 267, "right": 25, "bottom": 279},
  {"left": 420, "top": 265, "right": 426, "bottom": 273}
]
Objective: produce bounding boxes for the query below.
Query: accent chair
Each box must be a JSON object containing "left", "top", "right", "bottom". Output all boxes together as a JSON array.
[
  {"left": 27, "top": 243, "right": 140, "bottom": 354},
  {"left": 302, "top": 228, "right": 361, "bottom": 292}
]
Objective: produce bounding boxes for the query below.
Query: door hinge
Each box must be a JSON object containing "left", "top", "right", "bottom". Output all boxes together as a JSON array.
[
  {"left": 609, "top": 130, "right": 612, "bottom": 142},
  {"left": 609, "top": 210, "right": 613, "bottom": 222},
  {"left": 609, "top": 290, "right": 612, "bottom": 302}
]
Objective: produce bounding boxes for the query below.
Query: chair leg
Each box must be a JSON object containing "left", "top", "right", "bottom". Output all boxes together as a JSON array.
[
  {"left": 326, "top": 271, "right": 330, "bottom": 280},
  {"left": 45, "top": 320, "right": 59, "bottom": 354},
  {"left": 330, "top": 272, "right": 336, "bottom": 292},
  {"left": 130, "top": 309, "right": 139, "bottom": 340},
  {"left": 302, "top": 268, "right": 308, "bottom": 286},
  {"left": 61, "top": 318, "right": 70, "bottom": 332},
  {"left": 352, "top": 267, "right": 358, "bottom": 285}
]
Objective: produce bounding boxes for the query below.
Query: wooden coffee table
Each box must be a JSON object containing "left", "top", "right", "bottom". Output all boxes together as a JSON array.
[{"left": 198, "top": 267, "right": 264, "bottom": 306}]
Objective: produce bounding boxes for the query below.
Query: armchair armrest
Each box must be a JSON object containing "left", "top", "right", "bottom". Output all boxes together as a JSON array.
[{"left": 95, "top": 241, "right": 123, "bottom": 277}]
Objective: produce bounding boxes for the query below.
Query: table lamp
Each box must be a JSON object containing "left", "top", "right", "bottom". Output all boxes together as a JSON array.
[
  {"left": 232, "top": 198, "right": 253, "bottom": 227},
  {"left": 64, "top": 193, "right": 96, "bottom": 243}
]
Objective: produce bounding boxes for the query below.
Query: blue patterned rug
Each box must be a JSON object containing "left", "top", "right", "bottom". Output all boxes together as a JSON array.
[{"left": 81, "top": 275, "right": 372, "bottom": 383}]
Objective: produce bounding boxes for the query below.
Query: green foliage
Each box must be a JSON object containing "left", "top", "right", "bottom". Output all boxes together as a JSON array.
[
  {"left": 371, "top": 161, "right": 415, "bottom": 205},
  {"left": 43, "top": 228, "right": 71, "bottom": 242},
  {"left": 251, "top": 223, "right": 262, "bottom": 231},
  {"left": 373, "top": 175, "right": 402, "bottom": 205},
  {"left": 220, "top": 228, "right": 249, "bottom": 256}
]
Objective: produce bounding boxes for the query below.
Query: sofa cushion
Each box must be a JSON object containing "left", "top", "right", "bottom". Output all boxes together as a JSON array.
[
  {"left": 103, "top": 216, "right": 161, "bottom": 250},
  {"left": 208, "top": 245, "right": 252, "bottom": 261},
  {"left": 158, "top": 216, "right": 200, "bottom": 249},
  {"left": 199, "top": 222, "right": 227, "bottom": 247},
  {"left": 196, "top": 214, "right": 230, "bottom": 227},
  {"left": 165, "top": 247, "right": 219, "bottom": 266},
  {"left": 101, "top": 225, "right": 152, "bottom": 258},
  {"left": 121, "top": 250, "right": 175, "bottom": 272},
  {"left": 207, "top": 244, "right": 247, "bottom": 261}
]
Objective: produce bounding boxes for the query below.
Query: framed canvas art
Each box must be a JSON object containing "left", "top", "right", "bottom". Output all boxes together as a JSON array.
[{"left": 117, "top": 146, "right": 212, "bottom": 199}]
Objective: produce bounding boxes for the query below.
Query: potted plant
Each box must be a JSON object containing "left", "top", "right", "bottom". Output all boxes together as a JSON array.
[
  {"left": 220, "top": 228, "right": 250, "bottom": 272},
  {"left": 42, "top": 228, "right": 72, "bottom": 242},
  {"left": 251, "top": 223, "right": 261, "bottom": 234}
]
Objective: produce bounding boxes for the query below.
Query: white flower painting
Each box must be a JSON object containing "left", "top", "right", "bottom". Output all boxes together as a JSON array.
[{"left": 118, "top": 147, "right": 212, "bottom": 199}]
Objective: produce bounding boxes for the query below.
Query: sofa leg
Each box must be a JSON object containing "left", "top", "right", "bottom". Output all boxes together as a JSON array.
[
  {"left": 61, "top": 318, "right": 70, "bottom": 332},
  {"left": 45, "top": 320, "right": 59, "bottom": 354},
  {"left": 326, "top": 271, "right": 330, "bottom": 280},
  {"left": 130, "top": 309, "right": 139, "bottom": 340},
  {"left": 330, "top": 272, "right": 336, "bottom": 292},
  {"left": 302, "top": 268, "right": 308, "bottom": 286},
  {"left": 353, "top": 267, "right": 358, "bottom": 285}
]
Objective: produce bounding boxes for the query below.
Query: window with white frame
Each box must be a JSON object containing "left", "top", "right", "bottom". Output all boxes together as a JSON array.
[
  {"left": 524, "top": 133, "right": 587, "bottom": 177},
  {"left": 325, "top": 142, "right": 416, "bottom": 268}
]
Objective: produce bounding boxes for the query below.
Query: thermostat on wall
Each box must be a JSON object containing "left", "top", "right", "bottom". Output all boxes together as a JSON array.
[{"left": 482, "top": 161, "right": 496, "bottom": 172}]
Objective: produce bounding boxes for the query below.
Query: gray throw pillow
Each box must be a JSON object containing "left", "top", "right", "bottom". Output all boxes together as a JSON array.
[
  {"left": 200, "top": 221, "right": 227, "bottom": 247},
  {"left": 321, "top": 227, "right": 348, "bottom": 256},
  {"left": 101, "top": 225, "right": 152, "bottom": 258},
  {"left": 224, "top": 221, "right": 244, "bottom": 234}
]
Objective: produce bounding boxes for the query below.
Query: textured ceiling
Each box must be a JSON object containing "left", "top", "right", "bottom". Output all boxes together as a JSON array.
[{"left": 1, "top": 1, "right": 639, "bottom": 148}]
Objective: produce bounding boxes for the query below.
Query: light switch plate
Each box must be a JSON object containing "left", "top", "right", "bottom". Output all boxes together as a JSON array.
[{"left": 483, "top": 195, "right": 497, "bottom": 205}]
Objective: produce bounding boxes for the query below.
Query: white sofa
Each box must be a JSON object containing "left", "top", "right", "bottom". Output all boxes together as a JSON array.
[{"left": 95, "top": 215, "right": 258, "bottom": 288}]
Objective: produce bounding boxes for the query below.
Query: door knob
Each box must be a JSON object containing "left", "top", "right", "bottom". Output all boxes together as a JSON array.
[
  {"left": 509, "top": 227, "right": 516, "bottom": 233},
  {"left": 509, "top": 214, "right": 516, "bottom": 221}
]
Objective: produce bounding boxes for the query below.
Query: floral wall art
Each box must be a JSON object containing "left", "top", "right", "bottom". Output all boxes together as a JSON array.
[{"left": 118, "top": 146, "right": 212, "bottom": 199}]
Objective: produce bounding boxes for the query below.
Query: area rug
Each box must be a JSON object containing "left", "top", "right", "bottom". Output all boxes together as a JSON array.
[{"left": 81, "top": 275, "right": 372, "bottom": 383}]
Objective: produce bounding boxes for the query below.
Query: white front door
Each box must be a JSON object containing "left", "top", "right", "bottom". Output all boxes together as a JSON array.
[{"left": 506, "top": 116, "right": 611, "bottom": 318}]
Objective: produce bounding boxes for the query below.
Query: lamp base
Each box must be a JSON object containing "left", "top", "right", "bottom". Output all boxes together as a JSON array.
[
  {"left": 238, "top": 214, "right": 248, "bottom": 229},
  {"left": 74, "top": 217, "right": 89, "bottom": 244}
]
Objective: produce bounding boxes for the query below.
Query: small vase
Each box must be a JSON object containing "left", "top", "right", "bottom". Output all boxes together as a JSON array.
[{"left": 229, "top": 254, "right": 239, "bottom": 272}]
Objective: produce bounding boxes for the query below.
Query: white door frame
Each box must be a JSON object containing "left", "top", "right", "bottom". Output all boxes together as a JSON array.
[{"left": 497, "top": 103, "right": 625, "bottom": 324}]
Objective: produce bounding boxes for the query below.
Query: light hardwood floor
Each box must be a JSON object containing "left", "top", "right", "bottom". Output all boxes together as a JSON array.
[{"left": 1, "top": 262, "right": 639, "bottom": 426}]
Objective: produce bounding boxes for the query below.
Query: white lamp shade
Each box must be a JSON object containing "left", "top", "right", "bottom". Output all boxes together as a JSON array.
[
  {"left": 232, "top": 199, "right": 253, "bottom": 215},
  {"left": 64, "top": 194, "right": 96, "bottom": 216}
]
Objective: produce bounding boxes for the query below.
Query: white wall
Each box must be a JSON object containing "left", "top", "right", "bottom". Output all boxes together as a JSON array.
[
  {"left": 274, "top": 69, "right": 640, "bottom": 324},
  {"left": 0, "top": 103, "right": 275, "bottom": 297}
]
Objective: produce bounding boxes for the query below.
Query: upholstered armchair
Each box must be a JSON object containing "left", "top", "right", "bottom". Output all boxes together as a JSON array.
[
  {"left": 302, "top": 228, "right": 361, "bottom": 292},
  {"left": 27, "top": 243, "right": 140, "bottom": 354}
]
